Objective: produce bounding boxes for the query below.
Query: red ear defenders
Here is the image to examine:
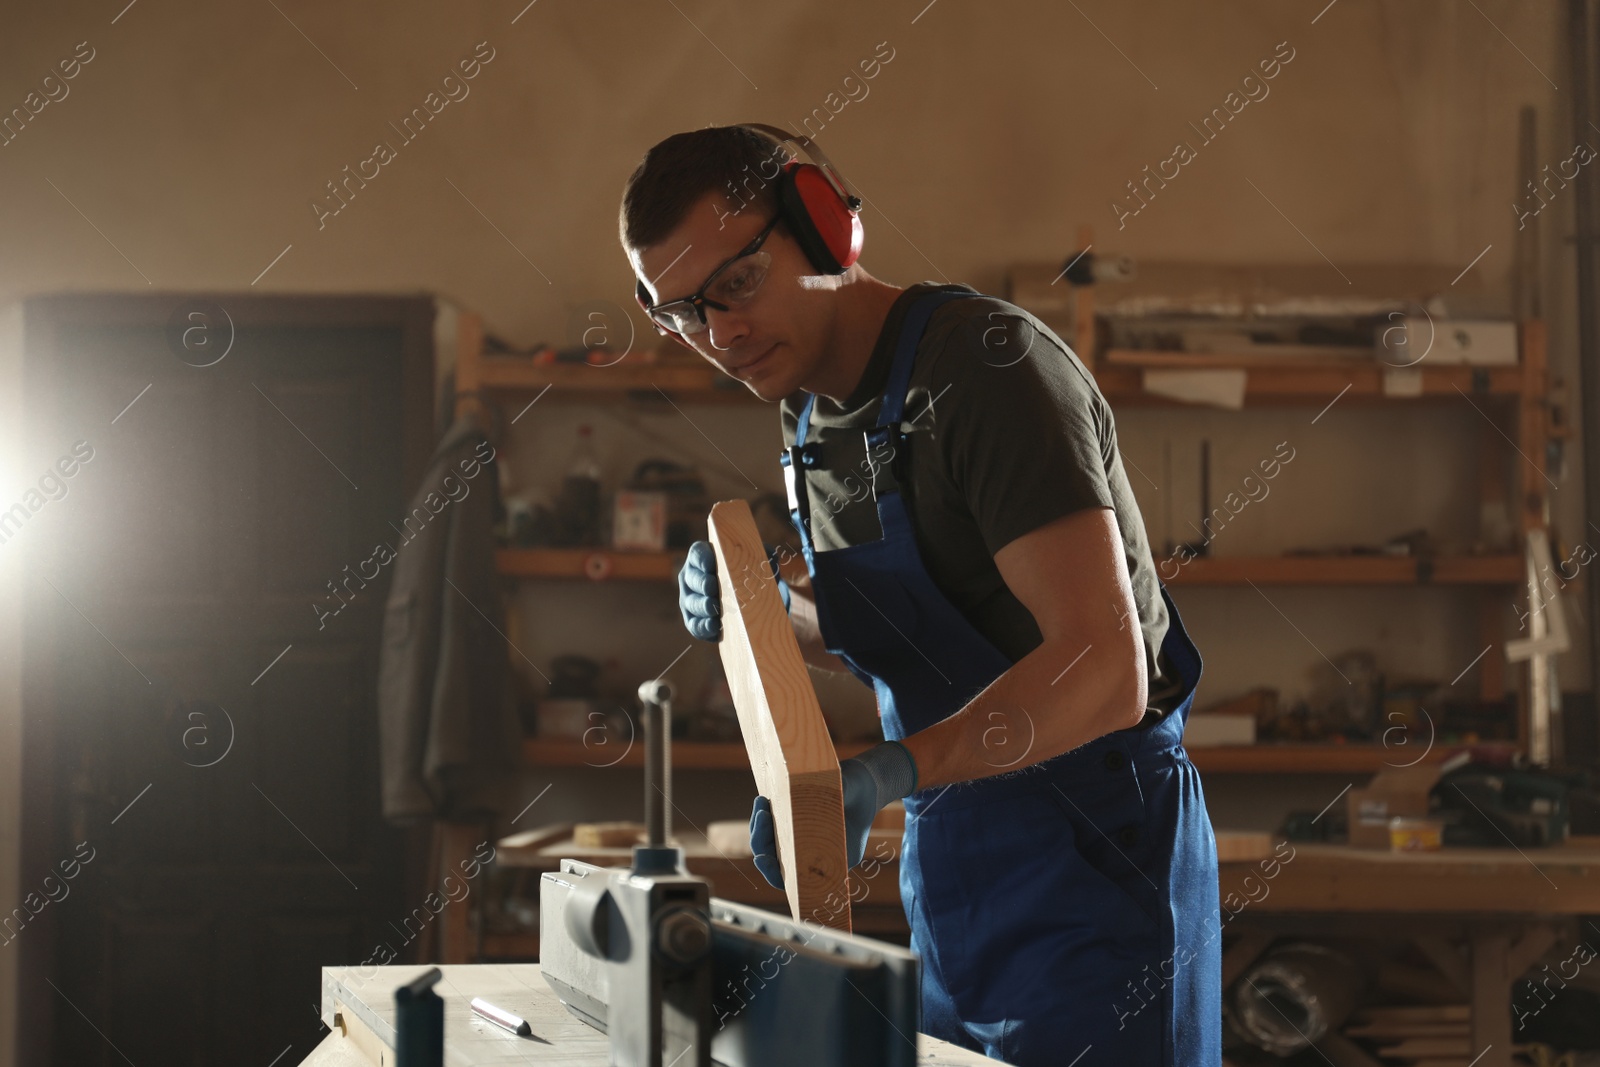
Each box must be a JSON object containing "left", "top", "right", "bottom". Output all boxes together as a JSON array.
[{"left": 634, "top": 123, "right": 864, "bottom": 341}]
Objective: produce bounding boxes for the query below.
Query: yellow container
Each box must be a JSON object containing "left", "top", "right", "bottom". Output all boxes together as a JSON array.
[{"left": 1388, "top": 816, "right": 1443, "bottom": 852}]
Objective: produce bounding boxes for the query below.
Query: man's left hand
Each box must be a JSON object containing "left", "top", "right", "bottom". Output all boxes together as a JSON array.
[{"left": 747, "top": 741, "right": 918, "bottom": 890}]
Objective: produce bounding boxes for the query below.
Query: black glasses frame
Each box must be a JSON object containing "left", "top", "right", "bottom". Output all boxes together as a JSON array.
[{"left": 642, "top": 214, "right": 784, "bottom": 333}]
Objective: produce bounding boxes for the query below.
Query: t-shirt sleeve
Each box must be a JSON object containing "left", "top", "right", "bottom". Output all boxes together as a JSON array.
[{"left": 926, "top": 310, "right": 1117, "bottom": 557}]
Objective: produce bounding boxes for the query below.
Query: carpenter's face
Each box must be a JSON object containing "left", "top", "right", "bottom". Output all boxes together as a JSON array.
[{"left": 631, "top": 191, "right": 835, "bottom": 402}]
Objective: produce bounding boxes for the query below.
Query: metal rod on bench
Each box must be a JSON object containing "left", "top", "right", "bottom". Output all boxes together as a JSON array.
[{"left": 638, "top": 680, "right": 675, "bottom": 850}]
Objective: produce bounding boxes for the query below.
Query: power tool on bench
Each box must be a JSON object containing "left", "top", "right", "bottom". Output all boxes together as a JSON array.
[{"left": 537, "top": 680, "right": 920, "bottom": 1067}]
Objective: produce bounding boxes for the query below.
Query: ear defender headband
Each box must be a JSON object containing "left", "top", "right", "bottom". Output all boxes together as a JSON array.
[{"left": 634, "top": 123, "right": 865, "bottom": 340}]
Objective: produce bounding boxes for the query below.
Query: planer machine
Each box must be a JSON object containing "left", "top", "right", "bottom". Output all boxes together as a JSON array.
[{"left": 536, "top": 680, "right": 920, "bottom": 1067}]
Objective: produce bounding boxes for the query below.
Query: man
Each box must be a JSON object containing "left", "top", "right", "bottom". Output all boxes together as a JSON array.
[{"left": 620, "top": 124, "right": 1221, "bottom": 1065}]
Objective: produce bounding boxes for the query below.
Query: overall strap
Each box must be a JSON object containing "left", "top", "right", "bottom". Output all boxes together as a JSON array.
[
  {"left": 862, "top": 288, "right": 974, "bottom": 496},
  {"left": 877, "top": 288, "right": 972, "bottom": 429},
  {"left": 784, "top": 287, "right": 977, "bottom": 542}
]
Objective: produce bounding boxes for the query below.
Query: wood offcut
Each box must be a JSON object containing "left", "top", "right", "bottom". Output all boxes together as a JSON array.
[{"left": 707, "top": 499, "right": 852, "bottom": 932}]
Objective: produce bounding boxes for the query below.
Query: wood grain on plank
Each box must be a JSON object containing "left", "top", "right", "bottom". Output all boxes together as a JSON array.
[{"left": 708, "top": 499, "right": 851, "bottom": 931}]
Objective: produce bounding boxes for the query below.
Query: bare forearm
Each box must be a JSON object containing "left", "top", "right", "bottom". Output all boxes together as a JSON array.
[{"left": 900, "top": 634, "right": 1147, "bottom": 791}]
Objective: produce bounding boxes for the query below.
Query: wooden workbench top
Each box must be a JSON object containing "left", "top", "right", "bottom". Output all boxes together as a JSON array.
[
  {"left": 1225, "top": 838, "right": 1600, "bottom": 914},
  {"left": 495, "top": 825, "right": 1600, "bottom": 930},
  {"left": 303, "top": 963, "right": 1002, "bottom": 1066}
]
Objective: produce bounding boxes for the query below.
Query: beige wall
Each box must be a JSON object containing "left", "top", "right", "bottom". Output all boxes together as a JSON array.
[
  {"left": 0, "top": 2, "right": 1563, "bottom": 318},
  {"left": 0, "top": 2, "right": 1577, "bottom": 1061}
]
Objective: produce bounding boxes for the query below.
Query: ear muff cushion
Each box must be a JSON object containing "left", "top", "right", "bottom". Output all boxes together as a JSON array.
[{"left": 777, "top": 162, "right": 863, "bottom": 275}]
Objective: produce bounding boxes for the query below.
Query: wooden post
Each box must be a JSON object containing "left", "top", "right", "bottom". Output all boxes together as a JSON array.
[
  {"left": 1469, "top": 927, "right": 1511, "bottom": 1067},
  {"left": 1515, "top": 320, "right": 1550, "bottom": 757},
  {"left": 1075, "top": 224, "right": 1097, "bottom": 372},
  {"left": 1517, "top": 320, "right": 1549, "bottom": 534},
  {"left": 708, "top": 500, "right": 852, "bottom": 931},
  {"left": 435, "top": 820, "right": 483, "bottom": 963},
  {"left": 455, "top": 310, "right": 484, "bottom": 420}
]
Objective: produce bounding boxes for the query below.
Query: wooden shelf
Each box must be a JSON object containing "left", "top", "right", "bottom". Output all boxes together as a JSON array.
[
  {"left": 498, "top": 549, "right": 1523, "bottom": 587},
  {"left": 528, "top": 736, "right": 1518, "bottom": 775},
  {"left": 476, "top": 355, "right": 754, "bottom": 402},
  {"left": 1093, "top": 358, "right": 1525, "bottom": 405},
  {"left": 497, "top": 547, "right": 679, "bottom": 581},
  {"left": 524, "top": 737, "right": 873, "bottom": 769},
  {"left": 1186, "top": 742, "right": 1518, "bottom": 774},
  {"left": 1160, "top": 554, "right": 1524, "bottom": 586}
]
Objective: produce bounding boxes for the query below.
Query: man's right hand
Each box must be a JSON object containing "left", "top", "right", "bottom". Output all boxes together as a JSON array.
[
  {"left": 678, "top": 541, "right": 721, "bottom": 642},
  {"left": 748, "top": 796, "right": 784, "bottom": 889}
]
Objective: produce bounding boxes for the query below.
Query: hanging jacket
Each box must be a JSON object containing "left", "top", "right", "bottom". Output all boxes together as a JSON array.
[{"left": 378, "top": 410, "right": 522, "bottom": 822}]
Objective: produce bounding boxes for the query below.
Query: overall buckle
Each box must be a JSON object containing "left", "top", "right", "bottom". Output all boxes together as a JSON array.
[
  {"left": 864, "top": 427, "right": 902, "bottom": 501},
  {"left": 781, "top": 444, "right": 816, "bottom": 521}
]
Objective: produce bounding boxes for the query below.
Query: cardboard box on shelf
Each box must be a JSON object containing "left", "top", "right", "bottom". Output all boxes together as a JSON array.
[{"left": 1347, "top": 761, "right": 1447, "bottom": 849}]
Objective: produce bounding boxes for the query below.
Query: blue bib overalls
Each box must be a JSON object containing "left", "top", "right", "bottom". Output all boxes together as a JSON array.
[{"left": 780, "top": 289, "right": 1223, "bottom": 1065}]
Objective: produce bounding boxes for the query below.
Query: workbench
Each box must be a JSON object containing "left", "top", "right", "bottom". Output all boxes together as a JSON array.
[
  {"left": 297, "top": 963, "right": 1002, "bottom": 1066},
  {"left": 1220, "top": 839, "right": 1600, "bottom": 1067},
  {"left": 490, "top": 830, "right": 1600, "bottom": 1067}
]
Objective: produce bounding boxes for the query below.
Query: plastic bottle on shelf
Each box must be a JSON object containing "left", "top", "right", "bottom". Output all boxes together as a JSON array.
[{"left": 560, "top": 424, "right": 603, "bottom": 546}]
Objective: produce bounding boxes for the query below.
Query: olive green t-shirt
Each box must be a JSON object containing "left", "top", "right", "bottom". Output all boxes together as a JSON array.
[{"left": 779, "top": 282, "right": 1178, "bottom": 702}]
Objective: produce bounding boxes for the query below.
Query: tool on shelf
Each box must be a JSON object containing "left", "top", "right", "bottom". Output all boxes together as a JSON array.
[{"left": 1507, "top": 528, "right": 1570, "bottom": 767}]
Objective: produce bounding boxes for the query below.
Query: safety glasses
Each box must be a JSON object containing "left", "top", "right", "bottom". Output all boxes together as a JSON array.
[{"left": 642, "top": 214, "right": 782, "bottom": 336}]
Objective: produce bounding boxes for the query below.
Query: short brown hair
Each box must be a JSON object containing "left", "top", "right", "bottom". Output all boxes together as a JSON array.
[{"left": 618, "top": 125, "right": 791, "bottom": 252}]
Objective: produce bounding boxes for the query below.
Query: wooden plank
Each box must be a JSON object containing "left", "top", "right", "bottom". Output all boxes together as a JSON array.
[
  {"left": 1344, "top": 1021, "right": 1469, "bottom": 1039},
  {"left": 496, "top": 547, "right": 680, "bottom": 581},
  {"left": 1092, "top": 362, "right": 1525, "bottom": 405},
  {"left": 1470, "top": 929, "right": 1511, "bottom": 1066},
  {"left": 453, "top": 309, "right": 483, "bottom": 420},
  {"left": 1351, "top": 1005, "right": 1471, "bottom": 1025},
  {"left": 477, "top": 355, "right": 755, "bottom": 401},
  {"left": 495, "top": 548, "right": 1528, "bottom": 586},
  {"left": 1376, "top": 1037, "right": 1473, "bottom": 1057},
  {"left": 708, "top": 499, "right": 852, "bottom": 931},
  {"left": 296, "top": 1029, "right": 375, "bottom": 1067},
  {"left": 314, "top": 999, "right": 389, "bottom": 1067},
  {"left": 437, "top": 821, "right": 482, "bottom": 964},
  {"left": 1219, "top": 842, "right": 1600, "bottom": 913},
  {"left": 1518, "top": 321, "right": 1549, "bottom": 533},
  {"left": 521, "top": 737, "right": 876, "bottom": 769},
  {"left": 1188, "top": 742, "right": 1519, "bottom": 775},
  {"left": 1106, "top": 347, "right": 1377, "bottom": 367},
  {"left": 1214, "top": 831, "right": 1274, "bottom": 862},
  {"left": 572, "top": 821, "right": 645, "bottom": 848},
  {"left": 495, "top": 822, "right": 576, "bottom": 861}
]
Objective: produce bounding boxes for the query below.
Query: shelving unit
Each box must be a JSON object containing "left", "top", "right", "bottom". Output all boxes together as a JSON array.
[
  {"left": 1094, "top": 360, "right": 1526, "bottom": 405},
  {"left": 455, "top": 322, "right": 755, "bottom": 405},
  {"left": 495, "top": 547, "right": 1524, "bottom": 587},
  {"left": 521, "top": 736, "right": 1516, "bottom": 775},
  {"left": 457, "top": 243, "right": 1553, "bottom": 772},
  {"left": 1014, "top": 228, "right": 1550, "bottom": 755},
  {"left": 522, "top": 737, "right": 877, "bottom": 769}
]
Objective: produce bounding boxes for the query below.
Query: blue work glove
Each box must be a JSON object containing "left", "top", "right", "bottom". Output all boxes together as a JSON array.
[
  {"left": 678, "top": 541, "right": 722, "bottom": 642},
  {"left": 677, "top": 540, "right": 791, "bottom": 643},
  {"left": 749, "top": 741, "right": 918, "bottom": 890}
]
